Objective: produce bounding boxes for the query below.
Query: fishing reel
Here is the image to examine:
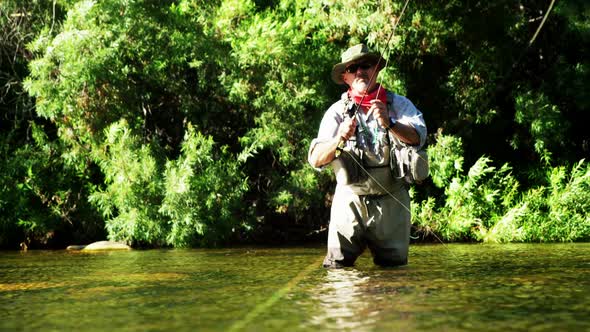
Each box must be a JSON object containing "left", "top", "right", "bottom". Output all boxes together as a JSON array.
[{"left": 344, "top": 99, "right": 359, "bottom": 119}]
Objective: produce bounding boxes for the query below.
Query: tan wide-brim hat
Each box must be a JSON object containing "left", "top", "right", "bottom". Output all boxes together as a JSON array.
[{"left": 331, "top": 43, "right": 386, "bottom": 85}]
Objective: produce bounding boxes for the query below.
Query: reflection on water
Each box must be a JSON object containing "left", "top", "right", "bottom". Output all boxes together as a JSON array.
[
  {"left": 1, "top": 244, "right": 589, "bottom": 331},
  {"left": 310, "top": 269, "right": 372, "bottom": 331}
]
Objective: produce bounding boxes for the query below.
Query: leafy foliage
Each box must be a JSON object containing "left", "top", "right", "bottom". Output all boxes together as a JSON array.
[
  {"left": 160, "top": 124, "right": 248, "bottom": 247},
  {"left": 414, "top": 134, "right": 520, "bottom": 241},
  {"left": 427, "top": 130, "right": 464, "bottom": 189},
  {"left": 514, "top": 90, "right": 568, "bottom": 163},
  {"left": 88, "top": 120, "right": 165, "bottom": 246},
  {"left": 0, "top": 0, "right": 104, "bottom": 248},
  {"left": 483, "top": 160, "right": 590, "bottom": 243},
  {"left": 0, "top": 0, "right": 588, "bottom": 247},
  {"left": 414, "top": 134, "right": 589, "bottom": 243}
]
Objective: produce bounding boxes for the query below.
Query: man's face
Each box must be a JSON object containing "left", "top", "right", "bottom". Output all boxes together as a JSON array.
[{"left": 342, "top": 61, "right": 379, "bottom": 93}]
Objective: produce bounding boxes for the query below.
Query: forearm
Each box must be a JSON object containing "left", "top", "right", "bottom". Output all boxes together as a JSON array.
[
  {"left": 308, "top": 136, "right": 342, "bottom": 168},
  {"left": 369, "top": 99, "right": 421, "bottom": 146},
  {"left": 389, "top": 122, "right": 420, "bottom": 146}
]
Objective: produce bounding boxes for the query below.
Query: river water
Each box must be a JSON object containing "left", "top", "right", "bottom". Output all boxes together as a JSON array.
[{"left": 1, "top": 243, "right": 589, "bottom": 331}]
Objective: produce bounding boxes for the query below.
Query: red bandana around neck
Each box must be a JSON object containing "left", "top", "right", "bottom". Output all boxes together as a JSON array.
[{"left": 348, "top": 84, "right": 388, "bottom": 111}]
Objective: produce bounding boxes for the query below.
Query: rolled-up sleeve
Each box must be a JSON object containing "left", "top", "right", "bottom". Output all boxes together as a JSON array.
[
  {"left": 307, "top": 101, "right": 344, "bottom": 170},
  {"left": 391, "top": 94, "right": 427, "bottom": 148}
]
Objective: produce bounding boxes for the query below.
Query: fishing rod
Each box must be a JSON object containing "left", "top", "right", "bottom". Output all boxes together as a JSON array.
[
  {"left": 336, "top": 0, "right": 412, "bottom": 197},
  {"left": 338, "top": 0, "right": 557, "bottom": 242},
  {"left": 336, "top": 0, "right": 412, "bottom": 158},
  {"left": 344, "top": 0, "right": 411, "bottom": 120},
  {"left": 335, "top": 0, "right": 454, "bottom": 249}
]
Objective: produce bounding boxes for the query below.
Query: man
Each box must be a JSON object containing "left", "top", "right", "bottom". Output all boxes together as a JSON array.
[{"left": 308, "top": 44, "right": 427, "bottom": 268}]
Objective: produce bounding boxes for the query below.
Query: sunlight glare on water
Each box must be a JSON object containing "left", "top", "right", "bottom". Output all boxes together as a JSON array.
[{"left": 308, "top": 269, "right": 374, "bottom": 331}]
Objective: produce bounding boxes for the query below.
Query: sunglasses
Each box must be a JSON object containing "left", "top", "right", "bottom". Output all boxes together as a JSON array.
[{"left": 345, "top": 62, "right": 374, "bottom": 73}]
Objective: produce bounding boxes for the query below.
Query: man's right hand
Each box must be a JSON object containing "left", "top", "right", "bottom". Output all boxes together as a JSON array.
[
  {"left": 308, "top": 117, "right": 357, "bottom": 168},
  {"left": 338, "top": 117, "right": 357, "bottom": 141}
]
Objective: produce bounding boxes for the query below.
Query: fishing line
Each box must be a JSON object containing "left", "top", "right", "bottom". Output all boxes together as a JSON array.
[
  {"left": 505, "top": 0, "right": 556, "bottom": 83},
  {"left": 349, "top": 0, "right": 556, "bottom": 253},
  {"left": 228, "top": 7, "right": 419, "bottom": 330},
  {"left": 334, "top": 0, "right": 461, "bottom": 254},
  {"left": 458, "top": 0, "right": 556, "bottom": 139},
  {"left": 528, "top": 0, "right": 556, "bottom": 47},
  {"left": 353, "top": 0, "right": 411, "bottom": 111},
  {"left": 338, "top": 0, "right": 446, "bottom": 242},
  {"left": 374, "top": 0, "right": 410, "bottom": 99},
  {"left": 227, "top": 255, "right": 324, "bottom": 332}
]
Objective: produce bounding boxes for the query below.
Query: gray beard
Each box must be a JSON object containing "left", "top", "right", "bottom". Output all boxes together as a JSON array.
[{"left": 351, "top": 79, "right": 369, "bottom": 93}]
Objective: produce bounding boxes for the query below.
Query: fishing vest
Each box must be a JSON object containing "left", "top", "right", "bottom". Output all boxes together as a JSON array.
[
  {"left": 332, "top": 92, "right": 396, "bottom": 196},
  {"left": 331, "top": 92, "right": 429, "bottom": 195}
]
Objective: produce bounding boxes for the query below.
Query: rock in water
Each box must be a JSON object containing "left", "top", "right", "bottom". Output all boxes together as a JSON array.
[
  {"left": 67, "top": 241, "right": 131, "bottom": 251},
  {"left": 66, "top": 245, "right": 87, "bottom": 250}
]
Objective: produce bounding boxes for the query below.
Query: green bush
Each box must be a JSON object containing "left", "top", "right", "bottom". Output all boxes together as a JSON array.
[
  {"left": 160, "top": 124, "right": 248, "bottom": 247},
  {"left": 0, "top": 122, "right": 103, "bottom": 248},
  {"left": 520, "top": 161, "right": 589, "bottom": 242},
  {"left": 88, "top": 120, "right": 166, "bottom": 246},
  {"left": 415, "top": 133, "right": 590, "bottom": 243},
  {"left": 1, "top": 0, "right": 587, "bottom": 247},
  {"left": 415, "top": 133, "right": 519, "bottom": 241}
]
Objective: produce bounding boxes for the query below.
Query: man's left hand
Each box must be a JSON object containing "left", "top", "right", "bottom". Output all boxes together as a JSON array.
[{"left": 368, "top": 99, "right": 389, "bottom": 128}]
